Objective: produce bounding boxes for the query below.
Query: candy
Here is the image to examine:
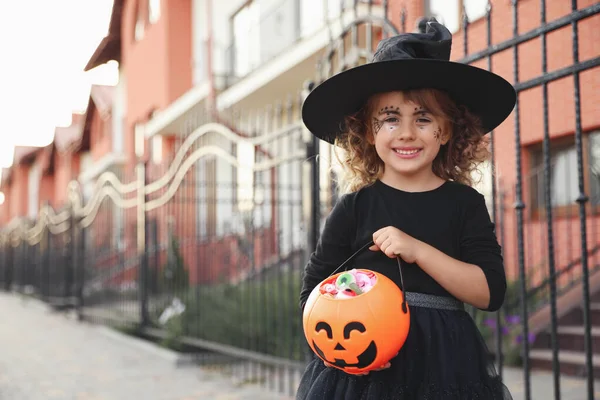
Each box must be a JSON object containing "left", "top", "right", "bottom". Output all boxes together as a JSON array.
[{"left": 321, "top": 269, "right": 377, "bottom": 299}]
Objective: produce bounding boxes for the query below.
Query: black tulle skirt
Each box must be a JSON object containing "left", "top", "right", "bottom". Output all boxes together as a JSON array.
[{"left": 296, "top": 296, "right": 513, "bottom": 400}]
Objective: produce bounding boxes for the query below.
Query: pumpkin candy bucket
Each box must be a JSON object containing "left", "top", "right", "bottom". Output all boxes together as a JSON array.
[{"left": 302, "top": 241, "right": 411, "bottom": 375}]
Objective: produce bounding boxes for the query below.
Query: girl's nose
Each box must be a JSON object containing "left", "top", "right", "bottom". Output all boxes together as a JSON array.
[{"left": 395, "top": 122, "right": 417, "bottom": 140}]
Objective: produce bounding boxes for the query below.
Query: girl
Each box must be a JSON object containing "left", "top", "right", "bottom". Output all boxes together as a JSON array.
[{"left": 296, "top": 20, "right": 516, "bottom": 400}]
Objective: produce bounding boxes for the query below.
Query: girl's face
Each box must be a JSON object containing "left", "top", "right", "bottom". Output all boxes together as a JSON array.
[{"left": 369, "top": 91, "right": 449, "bottom": 183}]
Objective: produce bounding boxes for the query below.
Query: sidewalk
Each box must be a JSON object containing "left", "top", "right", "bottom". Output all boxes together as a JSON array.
[
  {"left": 0, "top": 292, "right": 597, "bottom": 400},
  {"left": 0, "top": 292, "right": 290, "bottom": 400},
  {"left": 501, "top": 366, "right": 598, "bottom": 400}
]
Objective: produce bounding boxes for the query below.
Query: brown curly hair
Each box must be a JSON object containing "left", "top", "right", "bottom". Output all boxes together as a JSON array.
[{"left": 333, "top": 88, "right": 491, "bottom": 193}]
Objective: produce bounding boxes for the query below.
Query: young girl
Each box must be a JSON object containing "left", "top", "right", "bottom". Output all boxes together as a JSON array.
[{"left": 296, "top": 20, "right": 516, "bottom": 399}]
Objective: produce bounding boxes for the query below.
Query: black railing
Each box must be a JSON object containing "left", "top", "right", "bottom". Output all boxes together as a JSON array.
[{"left": 454, "top": 2, "right": 599, "bottom": 399}]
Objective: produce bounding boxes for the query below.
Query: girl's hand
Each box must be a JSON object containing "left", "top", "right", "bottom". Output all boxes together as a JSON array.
[
  {"left": 353, "top": 361, "right": 392, "bottom": 375},
  {"left": 323, "top": 360, "right": 393, "bottom": 375},
  {"left": 370, "top": 226, "right": 422, "bottom": 263}
]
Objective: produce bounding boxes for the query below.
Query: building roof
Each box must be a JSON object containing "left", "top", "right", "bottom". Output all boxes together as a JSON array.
[
  {"left": 71, "top": 84, "right": 116, "bottom": 153},
  {"left": 90, "top": 84, "right": 115, "bottom": 116},
  {"left": 84, "top": 0, "right": 123, "bottom": 71},
  {"left": 0, "top": 168, "right": 12, "bottom": 189},
  {"left": 13, "top": 146, "right": 41, "bottom": 165},
  {"left": 0, "top": 112, "right": 88, "bottom": 187},
  {"left": 54, "top": 114, "right": 85, "bottom": 153}
]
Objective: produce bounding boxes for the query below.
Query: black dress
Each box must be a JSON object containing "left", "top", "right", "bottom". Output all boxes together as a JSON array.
[{"left": 296, "top": 180, "right": 513, "bottom": 400}]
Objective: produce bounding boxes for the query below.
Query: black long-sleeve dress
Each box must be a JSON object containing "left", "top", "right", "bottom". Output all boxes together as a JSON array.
[{"left": 296, "top": 179, "right": 513, "bottom": 400}]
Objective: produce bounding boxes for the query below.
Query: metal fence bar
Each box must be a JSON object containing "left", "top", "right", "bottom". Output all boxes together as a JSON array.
[
  {"left": 570, "top": 0, "right": 594, "bottom": 398},
  {"left": 539, "top": 0, "right": 561, "bottom": 397},
  {"left": 510, "top": 2, "right": 532, "bottom": 399}
]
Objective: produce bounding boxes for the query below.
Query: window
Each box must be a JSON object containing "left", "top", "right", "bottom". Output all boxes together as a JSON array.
[
  {"left": 590, "top": 132, "right": 600, "bottom": 206},
  {"left": 300, "top": 0, "right": 325, "bottom": 37},
  {"left": 149, "top": 0, "right": 161, "bottom": 24},
  {"left": 529, "top": 132, "right": 600, "bottom": 214},
  {"left": 424, "top": 0, "right": 488, "bottom": 33},
  {"left": 232, "top": 2, "right": 260, "bottom": 77},
  {"left": 231, "top": 0, "right": 298, "bottom": 78}
]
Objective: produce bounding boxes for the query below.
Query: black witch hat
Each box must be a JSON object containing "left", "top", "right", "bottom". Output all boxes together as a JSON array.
[{"left": 302, "top": 20, "right": 516, "bottom": 144}]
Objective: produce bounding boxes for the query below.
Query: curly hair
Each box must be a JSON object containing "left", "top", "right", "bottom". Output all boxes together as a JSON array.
[{"left": 333, "top": 88, "right": 491, "bottom": 194}]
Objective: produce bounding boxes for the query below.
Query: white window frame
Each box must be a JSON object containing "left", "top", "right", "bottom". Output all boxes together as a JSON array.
[
  {"left": 149, "top": 0, "right": 161, "bottom": 24},
  {"left": 424, "top": 0, "right": 489, "bottom": 34},
  {"left": 134, "top": 4, "right": 145, "bottom": 41}
]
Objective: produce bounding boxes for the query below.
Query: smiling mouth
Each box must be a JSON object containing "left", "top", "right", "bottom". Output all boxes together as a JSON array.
[{"left": 393, "top": 148, "right": 422, "bottom": 156}]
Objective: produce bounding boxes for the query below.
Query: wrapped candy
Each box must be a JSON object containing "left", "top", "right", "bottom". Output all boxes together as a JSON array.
[{"left": 320, "top": 269, "right": 377, "bottom": 299}]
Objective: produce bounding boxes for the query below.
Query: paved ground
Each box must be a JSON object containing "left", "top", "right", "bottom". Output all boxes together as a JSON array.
[
  {"left": 501, "top": 367, "right": 598, "bottom": 400},
  {"left": 0, "top": 292, "right": 597, "bottom": 400},
  {"left": 0, "top": 293, "right": 291, "bottom": 400}
]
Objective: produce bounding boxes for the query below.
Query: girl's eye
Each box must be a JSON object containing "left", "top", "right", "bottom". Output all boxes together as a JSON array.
[
  {"left": 416, "top": 118, "right": 431, "bottom": 123},
  {"left": 384, "top": 117, "right": 399, "bottom": 123}
]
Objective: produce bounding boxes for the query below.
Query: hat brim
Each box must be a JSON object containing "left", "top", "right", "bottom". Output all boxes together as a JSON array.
[{"left": 301, "top": 59, "right": 516, "bottom": 144}]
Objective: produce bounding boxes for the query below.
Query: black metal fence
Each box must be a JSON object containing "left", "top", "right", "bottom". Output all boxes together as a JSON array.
[{"left": 0, "top": 1, "right": 599, "bottom": 399}]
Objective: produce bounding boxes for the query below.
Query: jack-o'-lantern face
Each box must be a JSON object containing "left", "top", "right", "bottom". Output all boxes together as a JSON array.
[{"left": 312, "top": 321, "right": 377, "bottom": 369}]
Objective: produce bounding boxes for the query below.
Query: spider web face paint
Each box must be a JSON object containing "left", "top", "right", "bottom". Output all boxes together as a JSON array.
[
  {"left": 373, "top": 106, "right": 400, "bottom": 135},
  {"left": 373, "top": 118, "right": 384, "bottom": 135}
]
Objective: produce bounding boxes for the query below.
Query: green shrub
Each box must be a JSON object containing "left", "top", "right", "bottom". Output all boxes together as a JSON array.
[{"left": 167, "top": 268, "right": 305, "bottom": 360}]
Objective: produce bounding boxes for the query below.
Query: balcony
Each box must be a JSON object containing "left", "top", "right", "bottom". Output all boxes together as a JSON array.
[
  {"left": 144, "top": 0, "right": 385, "bottom": 138},
  {"left": 223, "top": 0, "right": 380, "bottom": 87}
]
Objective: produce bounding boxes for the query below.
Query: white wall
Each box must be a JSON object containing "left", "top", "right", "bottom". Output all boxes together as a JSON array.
[
  {"left": 27, "top": 162, "right": 41, "bottom": 218},
  {"left": 112, "top": 70, "right": 126, "bottom": 153},
  {"left": 192, "top": 0, "right": 207, "bottom": 85},
  {"left": 79, "top": 152, "right": 95, "bottom": 203}
]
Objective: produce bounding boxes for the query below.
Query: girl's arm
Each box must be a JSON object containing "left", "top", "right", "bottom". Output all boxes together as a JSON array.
[
  {"left": 416, "top": 193, "right": 506, "bottom": 311},
  {"left": 414, "top": 241, "right": 492, "bottom": 310}
]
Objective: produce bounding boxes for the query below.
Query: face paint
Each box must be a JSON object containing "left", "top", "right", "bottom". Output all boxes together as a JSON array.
[
  {"left": 433, "top": 127, "right": 442, "bottom": 143},
  {"left": 379, "top": 106, "right": 400, "bottom": 114},
  {"left": 373, "top": 118, "right": 384, "bottom": 135},
  {"left": 373, "top": 106, "right": 401, "bottom": 135}
]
